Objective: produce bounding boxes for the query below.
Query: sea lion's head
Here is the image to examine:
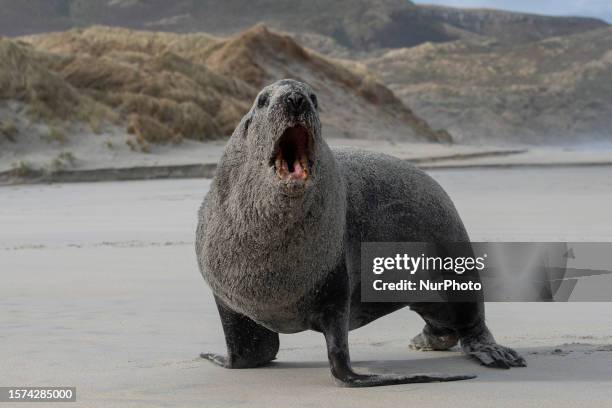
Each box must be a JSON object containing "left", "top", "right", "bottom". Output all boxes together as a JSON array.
[{"left": 229, "top": 79, "right": 322, "bottom": 198}]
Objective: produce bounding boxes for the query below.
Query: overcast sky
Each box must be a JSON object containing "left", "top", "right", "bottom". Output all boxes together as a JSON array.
[{"left": 414, "top": 0, "right": 612, "bottom": 22}]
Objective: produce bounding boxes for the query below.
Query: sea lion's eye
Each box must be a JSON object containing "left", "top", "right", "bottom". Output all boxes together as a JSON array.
[
  {"left": 310, "top": 94, "right": 318, "bottom": 109},
  {"left": 257, "top": 93, "right": 269, "bottom": 108}
]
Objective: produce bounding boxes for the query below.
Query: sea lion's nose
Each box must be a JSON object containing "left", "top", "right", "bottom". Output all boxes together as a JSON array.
[{"left": 286, "top": 92, "right": 305, "bottom": 114}]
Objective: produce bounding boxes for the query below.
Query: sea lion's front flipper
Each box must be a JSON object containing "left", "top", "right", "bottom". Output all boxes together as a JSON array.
[
  {"left": 322, "top": 318, "right": 475, "bottom": 387},
  {"left": 201, "top": 297, "right": 279, "bottom": 369}
]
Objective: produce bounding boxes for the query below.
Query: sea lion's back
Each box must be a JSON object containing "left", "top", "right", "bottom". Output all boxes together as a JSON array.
[{"left": 333, "top": 148, "right": 469, "bottom": 243}]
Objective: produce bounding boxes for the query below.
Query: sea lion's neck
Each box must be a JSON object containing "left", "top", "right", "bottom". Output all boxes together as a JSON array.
[
  {"left": 213, "top": 142, "right": 345, "bottom": 245},
  {"left": 202, "top": 143, "right": 347, "bottom": 315}
]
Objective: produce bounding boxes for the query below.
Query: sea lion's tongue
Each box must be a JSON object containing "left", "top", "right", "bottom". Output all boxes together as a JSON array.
[
  {"left": 275, "top": 153, "right": 308, "bottom": 181},
  {"left": 290, "top": 159, "right": 305, "bottom": 180}
]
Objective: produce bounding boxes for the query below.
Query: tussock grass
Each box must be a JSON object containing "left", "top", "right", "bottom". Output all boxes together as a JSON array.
[
  {"left": 1, "top": 24, "right": 443, "bottom": 149},
  {"left": 127, "top": 113, "right": 180, "bottom": 152},
  {"left": 9, "top": 160, "right": 36, "bottom": 178},
  {"left": 19, "top": 27, "right": 255, "bottom": 145},
  {"left": 50, "top": 151, "right": 77, "bottom": 171},
  {"left": 0, "top": 118, "right": 18, "bottom": 142},
  {"left": 0, "top": 38, "right": 114, "bottom": 128},
  {"left": 41, "top": 126, "right": 68, "bottom": 145}
]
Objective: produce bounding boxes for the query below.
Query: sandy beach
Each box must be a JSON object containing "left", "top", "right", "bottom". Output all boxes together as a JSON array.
[
  {"left": 4, "top": 136, "right": 612, "bottom": 186},
  {"left": 2, "top": 166, "right": 612, "bottom": 407}
]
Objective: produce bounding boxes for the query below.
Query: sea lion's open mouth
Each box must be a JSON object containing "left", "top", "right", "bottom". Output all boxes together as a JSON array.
[{"left": 272, "top": 125, "right": 313, "bottom": 184}]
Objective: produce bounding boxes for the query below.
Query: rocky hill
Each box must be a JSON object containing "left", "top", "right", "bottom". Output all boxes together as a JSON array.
[
  {"left": 418, "top": 5, "right": 607, "bottom": 45},
  {"left": 0, "top": 0, "right": 606, "bottom": 54},
  {"left": 367, "top": 27, "right": 612, "bottom": 143}
]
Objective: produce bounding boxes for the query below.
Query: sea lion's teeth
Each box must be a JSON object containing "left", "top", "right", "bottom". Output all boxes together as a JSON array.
[
  {"left": 275, "top": 155, "right": 291, "bottom": 180},
  {"left": 299, "top": 154, "right": 309, "bottom": 173}
]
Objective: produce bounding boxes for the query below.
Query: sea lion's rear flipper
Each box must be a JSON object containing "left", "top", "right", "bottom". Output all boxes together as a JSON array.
[
  {"left": 410, "top": 301, "right": 526, "bottom": 368},
  {"left": 323, "top": 319, "right": 475, "bottom": 387},
  {"left": 201, "top": 297, "right": 279, "bottom": 369},
  {"left": 460, "top": 324, "right": 526, "bottom": 369}
]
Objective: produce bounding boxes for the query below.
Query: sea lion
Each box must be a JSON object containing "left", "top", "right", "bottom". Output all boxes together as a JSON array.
[{"left": 195, "top": 79, "right": 525, "bottom": 387}]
